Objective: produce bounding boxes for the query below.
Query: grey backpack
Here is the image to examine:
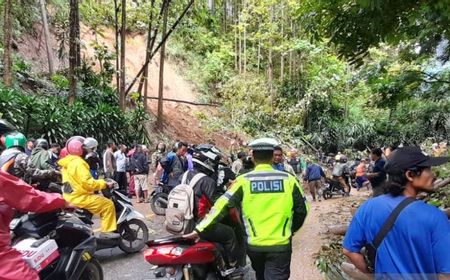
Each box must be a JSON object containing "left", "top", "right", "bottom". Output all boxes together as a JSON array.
[{"left": 165, "top": 172, "right": 206, "bottom": 234}]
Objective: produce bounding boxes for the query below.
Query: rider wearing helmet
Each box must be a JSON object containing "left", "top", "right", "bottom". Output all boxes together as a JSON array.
[
  {"left": 84, "top": 137, "right": 101, "bottom": 179},
  {"left": 179, "top": 144, "right": 245, "bottom": 271},
  {"left": 332, "top": 155, "right": 350, "bottom": 194},
  {"left": 0, "top": 119, "right": 69, "bottom": 280},
  {"left": 30, "top": 138, "right": 54, "bottom": 170},
  {"left": 0, "top": 132, "right": 59, "bottom": 184},
  {"left": 58, "top": 136, "right": 118, "bottom": 238},
  {"left": 179, "top": 144, "right": 222, "bottom": 221}
]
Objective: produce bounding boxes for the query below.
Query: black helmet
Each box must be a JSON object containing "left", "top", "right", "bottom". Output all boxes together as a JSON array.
[
  {"left": 193, "top": 144, "right": 222, "bottom": 173},
  {"left": 0, "top": 119, "right": 16, "bottom": 136},
  {"left": 340, "top": 156, "right": 348, "bottom": 163},
  {"left": 35, "top": 138, "right": 49, "bottom": 150}
]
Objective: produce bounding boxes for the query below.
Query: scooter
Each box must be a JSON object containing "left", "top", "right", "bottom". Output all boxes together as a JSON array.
[
  {"left": 143, "top": 235, "right": 246, "bottom": 280},
  {"left": 150, "top": 182, "right": 171, "bottom": 216},
  {"left": 76, "top": 180, "right": 149, "bottom": 253},
  {"left": 10, "top": 209, "right": 103, "bottom": 280}
]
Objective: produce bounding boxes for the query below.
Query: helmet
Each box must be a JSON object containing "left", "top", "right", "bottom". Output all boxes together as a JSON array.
[
  {"left": 5, "top": 132, "right": 27, "bottom": 149},
  {"left": 84, "top": 137, "right": 98, "bottom": 150},
  {"left": 193, "top": 144, "right": 222, "bottom": 173},
  {"left": 60, "top": 147, "right": 69, "bottom": 159},
  {"left": 66, "top": 136, "right": 86, "bottom": 156},
  {"left": 340, "top": 156, "right": 348, "bottom": 163},
  {"left": 35, "top": 138, "right": 49, "bottom": 150},
  {"left": 0, "top": 119, "right": 16, "bottom": 137}
]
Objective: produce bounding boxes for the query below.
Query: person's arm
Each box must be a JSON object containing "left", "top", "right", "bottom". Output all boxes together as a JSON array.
[
  {"left": 304, "top": 166, "right": 310, "bottom": 181},
  {"left": 343, "top": 207, "right": 369, "bottom": 274},
  {"left": 291, "top": 180, "right": 309, "bottom": 233},
  {"left": 343, "top": 249, "right": 370, "bottom": 274},
  {"left": 0, "top": 171, "right": 66, "bottom": 213},
  {"left": 195, "top": 181, "right": 243, "bottom": 233},
  {"left": 431, "top": 211, "right": 450, "bottom": 276},
  {"left": 78, "top": 162, "right": 107, "bottom": 191},
  {"left": 320, "top": 166, "right": 326, "bottom": 178}
]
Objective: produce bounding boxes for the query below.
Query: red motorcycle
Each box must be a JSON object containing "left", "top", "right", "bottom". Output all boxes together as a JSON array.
[{"left": 143, "top": 235, "right": 245, "bottom": 280}]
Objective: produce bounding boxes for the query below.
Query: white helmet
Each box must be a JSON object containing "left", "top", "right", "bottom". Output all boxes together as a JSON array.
[{"left": 84, "top": 137, "right": 98, "bottom": 150}]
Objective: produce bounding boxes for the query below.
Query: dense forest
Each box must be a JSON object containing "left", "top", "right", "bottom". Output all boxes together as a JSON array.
[{"left": 0, "top": 0, "right": 449, "bottom": 152}]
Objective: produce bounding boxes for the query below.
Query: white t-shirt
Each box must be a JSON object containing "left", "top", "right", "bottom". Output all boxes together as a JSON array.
[{"left": 114, "top": 150, "right": 127, "bottom": 172}]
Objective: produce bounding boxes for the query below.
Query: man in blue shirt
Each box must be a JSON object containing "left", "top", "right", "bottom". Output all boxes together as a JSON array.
[
  {"left": 304, "top": 159, "right": 326, "bottom": 201},
  {"left": 367, "top": 148, "right": 387, "bottom": 197},
  {"left": 343, "top": 147, "right": 450, "bottom": 279}
]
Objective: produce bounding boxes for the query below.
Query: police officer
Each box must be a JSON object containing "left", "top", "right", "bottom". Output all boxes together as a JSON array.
[{"left": 184, "top": 138, "right": 309, "bottom": 280}]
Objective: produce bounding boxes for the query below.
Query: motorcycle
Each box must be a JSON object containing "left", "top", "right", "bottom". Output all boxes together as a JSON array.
[
  {"left": 76, "top": 181, "right": 149, "bottom": 253},
  {"left": 322, "top": 172, "right": 352, "bottom": 199},
  {"left": 150, "top": 182, "right": 171, "bottom": 216},
  {"left": 143, "top": 235, "right": 245, "bottom": 280},
  {"left": 10, "top": 209, "right": 103, "bottom": 280}
]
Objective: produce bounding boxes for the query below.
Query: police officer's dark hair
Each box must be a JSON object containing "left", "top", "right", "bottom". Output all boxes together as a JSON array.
[
  {"left": 237, "top": 151, "right": 247, "bottom": 159},
  {"left": 371, "top": 147, "right": 383, "bottom": 157},
  {"left": 273, "top": 146, "right": 283, "bottom": 153},
  {"left": 253, "top": 150, "right": 274, "bottom": 163},
  {"left": 384, "top": 167, "right": 425, "bottom": 196}
]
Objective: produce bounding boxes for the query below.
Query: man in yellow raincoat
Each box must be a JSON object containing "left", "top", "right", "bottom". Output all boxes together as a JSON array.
[{"left": 59, "top": 136, "right": 119, "bottom": 238}]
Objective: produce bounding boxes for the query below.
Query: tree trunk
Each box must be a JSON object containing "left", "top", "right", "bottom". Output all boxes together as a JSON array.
[
  {"left": 208, "top": 0, "right": 215, "bottom": 14},
  {"left": 39, "top": 0, "right": 54, "bottom": 75},
  {"left": 280, "top": 4, "right": 284, "bottom": 82},
  {"left": 114, "top": 0, "right": 120, "bottom": 91},
  {"left": 289, "top": 20, "right": 293, "bottom": 79},
  {"left": 157, "top": 0, "right": 170, "bottom": 129},
  {"left": 3, "top": 0, "right": 13, "bottom": 86},
  {"left": 238, "top": 16, "right": 242, "bottom": 74},
  {"left": 138, "top": 0, "right": 155, "bottom": 107},
  {"left": 222, "top": 0, "right": 227, "bottom": 32},
  {"left": 68, "top": 0, "right": 79, "bottom": 105},
  {"left": 119, "top": 0, "right": 127, "bottom": 110},
  {"left": 242, "top": 0, "right": 247, "bottom": 73},
  {"left": 268, "top": 5, "right": 274, "bottom": 113}
]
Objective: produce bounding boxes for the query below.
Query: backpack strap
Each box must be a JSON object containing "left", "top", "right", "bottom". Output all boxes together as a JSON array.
[
  {"left": 181, "top": 171, "right": 189, "bottom": 184},
  {"left": 188, "top": 173, "right": 206, "bottom": 189},
  {"left": 372, "top": 197, "right": 417, "bottom": 248}
]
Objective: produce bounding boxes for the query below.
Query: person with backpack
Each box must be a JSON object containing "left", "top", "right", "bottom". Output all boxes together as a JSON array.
[
  {"left": 160, "top": 142, "right": 188, "bottom": 189},
  {"left": 166, "top": 144, "right": 246, "bottom": 273},
  {"left": 343, "top": 147, "right": 450, "bottom": 278},
  {"left": 185, "top": 138, "right": 309, "bottom": 280},
  {"left": 133, "top": 145, "right": 150, "bottom": 203}
]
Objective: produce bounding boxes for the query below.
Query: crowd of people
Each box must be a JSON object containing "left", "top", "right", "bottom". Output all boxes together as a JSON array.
[{"left": 0, "top": 116, "right": 448, "bottom": 280}]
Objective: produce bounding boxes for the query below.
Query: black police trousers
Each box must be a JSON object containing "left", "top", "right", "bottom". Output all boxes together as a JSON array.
[
  {"left": 247, "top": 251, "right": 291, "bottom": 280},
  {"left": 200, "top": 223, "right": 240, "bottom": 265}
]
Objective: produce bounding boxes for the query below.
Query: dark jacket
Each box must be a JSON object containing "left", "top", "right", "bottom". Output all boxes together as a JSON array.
[
  {"left": 133, "top": 152, "right": 149, "bottom": 175},
  {"left": 178, "top": 170, "right": 216, "bottom": 221}
]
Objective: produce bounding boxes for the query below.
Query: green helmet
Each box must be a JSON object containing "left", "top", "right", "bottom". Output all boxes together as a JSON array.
[{"left": 5, "top": 132, "right": 27, "bottom": 149}]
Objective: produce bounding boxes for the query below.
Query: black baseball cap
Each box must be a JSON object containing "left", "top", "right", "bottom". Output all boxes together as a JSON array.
[{"left": 384, "top": 146, "right": 449, "bottom": 174}]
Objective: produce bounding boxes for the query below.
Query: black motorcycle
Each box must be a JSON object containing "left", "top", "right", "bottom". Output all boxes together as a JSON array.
[
  {"left": 10, "top": 209, "right": 103, "bottom": 280},
  {"left": 150, "top": 182, "right": 171, "bottom": 216},
  {"left": 322, "top": 172, "right": 352, "bottom": 199}
]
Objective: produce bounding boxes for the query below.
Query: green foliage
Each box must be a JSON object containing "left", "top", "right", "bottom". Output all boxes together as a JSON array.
[
  {"left": 51, "top": 74, "right": 69, "bottom": 90},
  {"left": 298, "top": 0, "right": 450, "bottom": 65},
  {"left": 0, "top": 84, "right": 149, "bottom": 147}
]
